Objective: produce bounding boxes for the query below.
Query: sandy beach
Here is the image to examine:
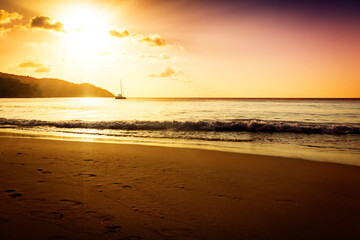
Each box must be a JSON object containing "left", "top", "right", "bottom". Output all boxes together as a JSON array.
[{"left": 1, "top": 137, "right": 360, "bottom": 240}]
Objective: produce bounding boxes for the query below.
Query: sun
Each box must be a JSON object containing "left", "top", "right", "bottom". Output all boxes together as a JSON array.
[{"left": 61, "top": 5, "right": 111, "bottom": 56}]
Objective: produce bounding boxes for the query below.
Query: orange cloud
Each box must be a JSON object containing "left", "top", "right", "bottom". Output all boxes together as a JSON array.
[
  {"left": 149, "top": 67, "right": 175, "bottom": 77},
  {"left": 18, "top": 59, "right": 44, "bottom": 68},
  {"left": 109, "top": 28, "right": 173, "bottom": 48},
  {"left": 140, "top": 34, "right": 167, "bottom": 47},
  {"left": 109, "top": 29, "right": 130, "bottom": 38},
  {"left": 141, "top": 53, "right": 170, "bottom": 60},
  {"left": 0, "top": 27, "right": 11, "bottom": 38},
  {"left": 34, "top": 67, "right": 50, "bottom": 73},
  {"left": 149, "top": 67, "right": 190, "bottom": 82},
  {"left": 0, "top": 9, "right": 22, "bottom": 24},
  {"left": 18, "top": 59, "right": 51, "bottom": 73},
  {"left": 30, "top": 15, "right": 64, "bottom": 32}
]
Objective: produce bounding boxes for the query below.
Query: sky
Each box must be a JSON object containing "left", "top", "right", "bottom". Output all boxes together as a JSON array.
[{"left": 0, "top": 0, "right": 359, "bottom": 97}]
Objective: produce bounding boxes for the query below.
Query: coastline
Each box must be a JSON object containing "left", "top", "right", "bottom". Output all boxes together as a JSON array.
[
  {"left": 1, "top": 137, "right": 360, "bottom": 239},
  {"left": 1, "top": 129, "right": 360, "bottom": 167}
]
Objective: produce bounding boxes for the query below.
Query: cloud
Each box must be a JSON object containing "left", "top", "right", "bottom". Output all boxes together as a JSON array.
[
  {"left": 174, "top": 71, "right": 191, "bottom": 83},
  {"left": 30, "top": 15, "right": 64, "bottom": 32},
  {"left": 109, "top": 28, "right": 178, "bottom": 48},
  {"left": 149, "top": 67, "right": 175, "bottom": 78},
  {"left": 149, "top": 67, "right": 191, "bottom": 82},
  {"left": 34, "top": 67, "right": 50, "bottom": 73},
  {"left": 98, "top": 50, "right": 112, "bottom": 56},
  {"left": 0, "top": 27, "right": 11, "bottom": 38},
  {"left": 18, "top": 59, "right": 44, "bottom": 68},
  {"left": 140, "top": 53, "right": 170, "bottom": 60},
  {"left": 109, "top": 29, "right": 130, "bottom": 38},
  {"left": 23, "top": 42, "right": 48, "bottom": 49},
  {"left": 0, "top": 9, "right": 22, "bottom": 37},
  {"left": 139, "top": 34, "right": 167, "bottom": 47},
  {"left": 0, "top": 9, "right": 22, "bottom": 24},
  {"left": 18, "top": 58, "right": 51, "bottom": 73}
]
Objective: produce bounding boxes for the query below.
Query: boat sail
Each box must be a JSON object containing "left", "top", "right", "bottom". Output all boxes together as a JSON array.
[{"left": 115, "top": 80, "right": 126, "bottom": 99}]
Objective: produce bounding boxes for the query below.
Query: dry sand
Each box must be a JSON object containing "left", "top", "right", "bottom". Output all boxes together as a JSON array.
[{"left": 0, "top": 137, "right": 360, "bottom": 240}]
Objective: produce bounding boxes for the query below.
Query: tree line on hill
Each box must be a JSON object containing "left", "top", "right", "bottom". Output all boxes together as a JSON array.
[
  {"left": 0, "top": 73, "right": 114, "bottom": 98},
  {"left": 0, "top": 78, "right": 40, "bottom": 97}
]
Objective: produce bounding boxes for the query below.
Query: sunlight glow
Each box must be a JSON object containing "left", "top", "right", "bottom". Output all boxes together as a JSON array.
[
  {"left": 61, "top": 6, "right": 111, "bottom": 55},
  {"left": 79, "top": 97, "right": 101, "bottom": 105}
]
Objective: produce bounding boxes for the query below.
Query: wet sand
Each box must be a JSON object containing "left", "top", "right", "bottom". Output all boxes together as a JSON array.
[{"left": 0, "top": 137, "right": 360, "bottom": 240}]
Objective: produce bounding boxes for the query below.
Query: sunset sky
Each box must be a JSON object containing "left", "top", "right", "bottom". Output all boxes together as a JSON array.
[{"left": 0, "top": 0, "right": 359, "bottom": 97}]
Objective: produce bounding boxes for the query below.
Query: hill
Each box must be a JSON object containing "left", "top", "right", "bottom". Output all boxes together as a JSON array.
[{"left": 0, "top": 72, "right": 114, "bottom": 97}]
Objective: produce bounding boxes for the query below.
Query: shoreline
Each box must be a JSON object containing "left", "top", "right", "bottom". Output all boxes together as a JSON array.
[
  {"left": 1, "top": 137, "right": 360, "bottom": 239},
  {"left": 1, "top": 129, "right": 359, "bottom": 167}
]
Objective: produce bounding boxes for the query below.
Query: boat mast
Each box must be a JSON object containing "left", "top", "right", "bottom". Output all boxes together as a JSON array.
[{"left": 120, "top": 80, "right": 124, "bottom": 96}]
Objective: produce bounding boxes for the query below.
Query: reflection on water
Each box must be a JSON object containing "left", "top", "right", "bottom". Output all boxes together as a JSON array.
[
  {"left": 1, "top": 98, "right": 359, "bottom": 123},
  {"left": 1, "top": 98, "right": 359, "bottom": 165}
]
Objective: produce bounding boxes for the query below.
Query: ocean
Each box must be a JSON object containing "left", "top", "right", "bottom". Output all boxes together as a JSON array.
[{"left": 1, "top": 98, "right": 359, "bottom": 165}]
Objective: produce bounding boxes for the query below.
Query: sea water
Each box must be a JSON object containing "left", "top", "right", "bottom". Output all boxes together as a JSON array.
[{"left": 1, "top": 98, "right": 359, "bottom": 165}]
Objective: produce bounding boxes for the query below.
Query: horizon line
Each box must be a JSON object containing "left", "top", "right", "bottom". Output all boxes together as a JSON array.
[{"left": 127, "top": 97, "right": 360, "bottom": 100}]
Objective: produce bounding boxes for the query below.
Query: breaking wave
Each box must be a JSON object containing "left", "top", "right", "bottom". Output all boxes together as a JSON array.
[{"left": 1, "top": 118, "right": 359, "bottom": 135}]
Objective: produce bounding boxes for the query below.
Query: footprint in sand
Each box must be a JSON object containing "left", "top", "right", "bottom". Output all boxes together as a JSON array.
[
  {"left": 8, "top": 193, "right": 22, "bottom": 198},
  {"left": 0, "top": 217, "right": 8, "bottom": 224},
  {"left": 216, "top": 193, "right": 242, "bottom": 200},
  {"left": 4, "top": 189, "right": 16, "bottom": 193},
  {"left": 48, "top": 212, "right": 64, "bottom": 220},
  {"left": 105, "top": 225, "right": 122, "bottom": 234},
  {"left": 107, "top": 226, "right": 121, "bottom": 230},
  {"left": 76, "top": 173, "right": 97, "bottom": 177},
  {"left": 83, "top": 159, "right": 99, "bottom": 163},
  {"left": 60, "top": 199, "right": 83, "bottom": 206},
  {"left": 85, "top": 210, "right": 97, "bottom": 214},
  {"left": 37, "top": 169, "right": 52, "bottom": 174},
  {"left": 100, "top": 215, "right": 114, "bottom": 222}
]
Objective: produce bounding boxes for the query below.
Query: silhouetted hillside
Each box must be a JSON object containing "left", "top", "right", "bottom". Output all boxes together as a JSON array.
[
  {"left": 0, "top": 78, "right": 40, "bottom": 97},
  {"left": 0, "top": 72, "right": 114, "bottom": 97}
]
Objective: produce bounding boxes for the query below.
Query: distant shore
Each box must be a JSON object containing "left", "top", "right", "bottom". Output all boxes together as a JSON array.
[
  {"left": 0, "top": 72, "right": 114, "bottom": 98},
  {"left": 128, "top": 97, "right": 360, "bottom": 100},
  {"left": 1, "top": 137, "right": 360, "bottom": 239}
]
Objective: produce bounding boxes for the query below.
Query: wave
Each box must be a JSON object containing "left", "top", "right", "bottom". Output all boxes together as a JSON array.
[
  {"left": 0, "top": 118, "right": 359, "bottom": 135},
  {"left": 54, "top": 129, "right": 255, "bottom": 142}
]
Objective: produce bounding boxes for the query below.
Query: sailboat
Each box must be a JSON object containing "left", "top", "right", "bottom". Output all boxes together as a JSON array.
[{"left": 115, "top": 80, "right": 126, "bottom": 99}]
